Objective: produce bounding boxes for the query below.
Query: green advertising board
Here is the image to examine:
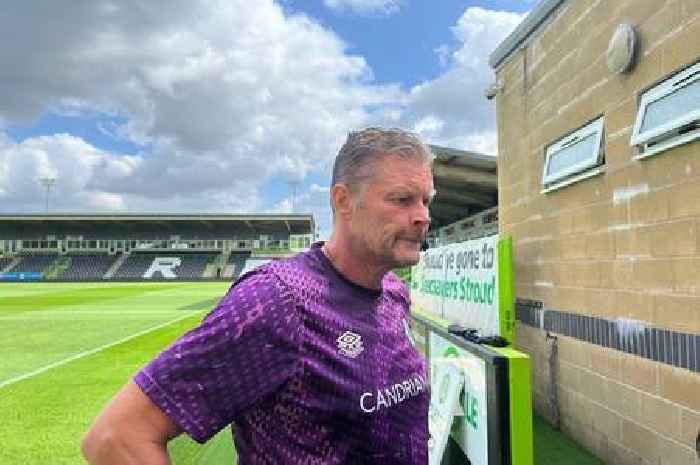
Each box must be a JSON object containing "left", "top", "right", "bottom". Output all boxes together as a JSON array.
[{"left": 410, "top": 235, "right": 515, "bottom": 343}]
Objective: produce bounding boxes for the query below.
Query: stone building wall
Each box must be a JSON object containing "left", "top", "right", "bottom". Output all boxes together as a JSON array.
[{"left": 493, "top": 1, "right": 700, "bottom": 464}]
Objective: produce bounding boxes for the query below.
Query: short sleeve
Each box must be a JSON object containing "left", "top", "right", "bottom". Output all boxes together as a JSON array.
[{"left": 134, "top": 269, "right": 302, "bottom": 443}]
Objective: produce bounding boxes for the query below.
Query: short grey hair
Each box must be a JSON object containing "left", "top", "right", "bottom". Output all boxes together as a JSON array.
[{"left": 331, "top": 127, "right": 434, "bottom": 196}]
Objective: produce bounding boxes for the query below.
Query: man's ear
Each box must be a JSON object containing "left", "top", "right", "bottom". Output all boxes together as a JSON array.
[{"left": 331, "top": 184, "right": 353, "bottom": 219}]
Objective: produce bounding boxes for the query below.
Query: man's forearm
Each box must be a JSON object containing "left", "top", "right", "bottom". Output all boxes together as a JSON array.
[
  {"left": 82, "top": 381, "right": 182, "bottom": 465},
  {"left": 82, "top": 432, "right": 172, "bottom": 465}
]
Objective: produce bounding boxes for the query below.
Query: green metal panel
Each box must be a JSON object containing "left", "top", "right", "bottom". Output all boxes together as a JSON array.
[
  {"left": 498, "top": 236, "right": 515, "bottom": 344},
  {"left": 412, "top": 309, "right": 534, "bottom": 465},
  {"left": 493, "top": 347, "right": 533, "bottom": 465}
]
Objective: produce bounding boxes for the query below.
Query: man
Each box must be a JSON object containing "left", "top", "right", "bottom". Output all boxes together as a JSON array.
[{"left": 82, "top": 127, "right": 435, "bottom": 464}]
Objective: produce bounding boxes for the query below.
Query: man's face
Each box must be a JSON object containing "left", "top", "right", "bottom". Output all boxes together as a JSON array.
[{"left": 347, "top": 154, "right": 434, "bottom": 268}]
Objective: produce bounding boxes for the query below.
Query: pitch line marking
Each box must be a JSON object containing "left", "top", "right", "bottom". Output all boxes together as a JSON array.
[{"left": 0, "top": 310, "right": 203, "bottom": 390}]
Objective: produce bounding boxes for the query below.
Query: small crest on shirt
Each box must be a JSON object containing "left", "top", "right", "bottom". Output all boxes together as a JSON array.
[{"left": 337, "top": 330, "right": 364, "bottom": 358}]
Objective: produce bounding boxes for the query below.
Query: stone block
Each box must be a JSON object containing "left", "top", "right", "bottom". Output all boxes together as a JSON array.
[
  {"left": 640, "top": 392, "right": 683, "bottom": 440},
  {"left": 680, "top": 407, "right": 700, "bottom": 450},
  {"left": 649, "top": 219, "right": 697, "bottom": 257},
  {"left": 653, "top": 294, "right": 700, "bottom": 334},
  {"left": 659, "top": 364, "right": 700, "bottom": 411},
  {"left": 620, "top": 353, "right": 660, "bottom": 395},
  {"left": 667, "top": 178, "right": 700, "bottom": 219},
  {"left": 657, "top": 435, "right": 697, "bottom": 465},
  {"left": 621, "top": 418, "right": 660, "bottom": 463},
  {"left": 607, "top": 379, "right": 643, "bottom": 422},
  {"left": 633, "top": 258, "right": 675, "bottom": 292},
  {"left": 671, "top": 257, "right": 700, "bottom": 294}
]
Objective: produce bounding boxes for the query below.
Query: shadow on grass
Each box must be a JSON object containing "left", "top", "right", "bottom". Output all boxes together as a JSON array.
[{"left": 534, "top": 414, "right": 606, "bottom": 465}]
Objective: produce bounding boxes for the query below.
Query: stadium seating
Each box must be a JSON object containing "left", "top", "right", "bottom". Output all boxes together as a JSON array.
[
  {"left": 10, "top": 254, "right": 58, "bottom": 273},
  {"left": 110, "top": 254, "right": 152, "bottom": 279},
  {"left": 227, "top": 252, "right": 251, "bottom": 278},
  {"left": 0, "top": 257, "right": 13, "bottom": 271},
  {"left": 0, "top": 251, "right": 288, "bottom": 280},
  {"left": 112, "top": 253, "right": 217, "bottom": 279},
  {"left": 61, "top": 254, "right": 119, "bottom": 280},
  {"left": 176, "top": 253, "right": 217, "bottom": 279}
]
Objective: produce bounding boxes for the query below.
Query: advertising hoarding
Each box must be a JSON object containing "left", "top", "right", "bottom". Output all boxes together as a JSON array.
[
  {"left": 410, "top": 235, "right": 514, "bottom": 341},
  {"left": 0, "top": 272, "right": 42, "bottom": 281}
]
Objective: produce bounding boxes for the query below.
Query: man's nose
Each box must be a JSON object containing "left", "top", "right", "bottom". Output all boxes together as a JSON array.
[{"left": 413, "top": 202, "right": 431, "bottom": 229}]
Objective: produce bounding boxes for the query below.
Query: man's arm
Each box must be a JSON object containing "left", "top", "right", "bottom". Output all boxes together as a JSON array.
[{"left": 81, "top": 381, "right": 182, "bottom": 465}]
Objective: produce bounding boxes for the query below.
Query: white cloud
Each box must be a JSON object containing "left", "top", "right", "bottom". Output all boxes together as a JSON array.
[
  {"left": 271, "top": 183, "right": 332, "bottom": 237},
  {"left": 434, "top": 44, "right": 451, "bottom": 68},
  {"left": 0, "top": 2, "right": 524, "bottom": 230},
  {"left": 397, "top": 7, "right": 525, "bottom": 155},
  {"left": 413, "top": 115, "right": 445, "bottom": 140},
  {"left": 0, "top": 131, "right": 263, "bottom": 214},
  {"left": 0, "top": 0, "right": 402, "bottom": 216},
  {"left": 87, "top": 192, "right": 127, "bottom": 211},
  {"left": 323, "top": 0, "right": 401, "bottom": 15},
  {"left": 0, "top": 133, "right": 111, "bottom": 212}
]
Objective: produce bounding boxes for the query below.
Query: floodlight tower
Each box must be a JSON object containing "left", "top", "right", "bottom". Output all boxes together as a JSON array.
[
  {"left": 39, "top": 177, "right": 56, "bottom": 212},
  {"left": 287, "top": 180, "right": 300, "bottom": 213}
]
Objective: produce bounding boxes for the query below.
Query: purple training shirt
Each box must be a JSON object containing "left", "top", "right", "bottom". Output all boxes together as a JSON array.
[{"left": 135, "top": 242, "right": 429, "bottom": 464}]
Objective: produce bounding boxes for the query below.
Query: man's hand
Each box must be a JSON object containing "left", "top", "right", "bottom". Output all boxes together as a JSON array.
[{"left": 82, "top": 381, "right": 182, "bottom": 465}]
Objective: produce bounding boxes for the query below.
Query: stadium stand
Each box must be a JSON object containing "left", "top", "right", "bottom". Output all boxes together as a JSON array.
[
  {"left": 0, "top": 257, "right": 13, "bottom": 271},
  {"left": 61, "top": 254, "right": 119, "bottom": 280},
  {"left": 114, "top": 254, "right": 165, "bottom": 279},
  {"left": 112, "top": 253, "right": 217, "bottom": 279},
  {"left": 10, "top": 254, "right": 58, "bottom": 273},
  {"left": 0, "top": 214, "right": 315, "bottom": 281},
  {"left": 103, "top": 253, "right": 128, "bottom": 279},
  {"left": 176, "top": 253, "right": 217, "bottom": 279},
  {"left": 225, "top": 251, "right": 251, "bottom": 279}
]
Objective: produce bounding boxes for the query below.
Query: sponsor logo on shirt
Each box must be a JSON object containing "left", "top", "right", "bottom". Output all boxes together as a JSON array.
[
  {"left": 337, "top": 330, "right": 364, "bottom": 358},
  {"left": 360, "top": 373, "right": 427, "bottom": 413}
]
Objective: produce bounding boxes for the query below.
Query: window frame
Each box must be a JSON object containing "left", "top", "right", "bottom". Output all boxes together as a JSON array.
[
  {"left": 631, "top": 60, "right": 700, "bottom": 159},
  {"left": 542, "top": 116, "right": 605, "bottom": 188}
]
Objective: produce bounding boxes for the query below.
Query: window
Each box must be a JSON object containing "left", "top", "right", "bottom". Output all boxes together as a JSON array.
[
  {"left": 542, "top": 116, "right": 605, "bottom": 190},
  {"left": 631, "top": 60, "right": 700, "bottom": 158}
]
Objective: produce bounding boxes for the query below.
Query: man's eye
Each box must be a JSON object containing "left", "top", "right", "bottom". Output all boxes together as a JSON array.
[{"left": 394, "top": 196, "right": 411, "bottom": 204}]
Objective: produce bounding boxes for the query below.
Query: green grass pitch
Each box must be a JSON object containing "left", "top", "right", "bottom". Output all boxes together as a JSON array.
[
  {"left": 0, "top": 282, "right": 237, "bottom": 465},
  {"left": 2, "top": 281, "right": 605, "bottom": 465}
]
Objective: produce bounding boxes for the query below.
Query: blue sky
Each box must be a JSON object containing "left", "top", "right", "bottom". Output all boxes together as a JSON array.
[
  {"left": 286, "top": 1, "right": 529, "bottom": 86},
  {"left": 0, "top": 0, "right": 530, "bottom": 236}
]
